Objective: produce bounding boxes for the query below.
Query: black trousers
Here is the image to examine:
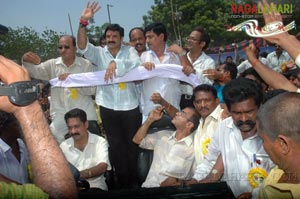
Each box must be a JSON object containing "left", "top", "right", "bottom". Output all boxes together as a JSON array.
[{"left": 100, "top": 106, "right": 142, "bottom": 189}]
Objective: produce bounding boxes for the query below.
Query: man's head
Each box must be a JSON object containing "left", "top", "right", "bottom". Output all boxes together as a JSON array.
[
  {"left": 104, "top": 24, "right": 124, "bottom": 50},
  {"left": 223, "top": 78, "right": 263, "bottom": 134},
  {"left": 192, "top": 84, "right": 219, "bottom": 119},
  {"left": 286, "top": 68, "right": 300, "bottom": 88},
  {"left": 274, "top": 44, "right": 283, "bottom": 55},
  {"left": 144, "top": 22, "right": 167, "bottom": 51},
  {"left": 129, "top": 27, "right": 146, "bottom": 55},
  {"left": 64, "top": 108, "right": 89, "bottom": 141},
  {"left": 257, "top": 92, "right": 300, "bottom": 169},
  {"left": 99, "top": 34, "right": 106, "bottom": 47},
  {"left": 217, "top": 62, "right": 237, "bottom": 83},
  {"left": 241, "top": 67, "right": 268, "bottom": 92},
  {"left": 185, "top": 26, "right": 210, "bottom": 52},
  {"left": 225, "top": 56, "right": 233, "bottom": 63},
  {"left": 172, "top": 107, "right": 200, "bottom": 133},
  {"left": 58, "top": 35, "right": 76, "bottom": 62}
]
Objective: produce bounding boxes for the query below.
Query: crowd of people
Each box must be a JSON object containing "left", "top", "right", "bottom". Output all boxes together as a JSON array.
[{"left": 1, "top": 0, "right": 300, "bottom": 198}]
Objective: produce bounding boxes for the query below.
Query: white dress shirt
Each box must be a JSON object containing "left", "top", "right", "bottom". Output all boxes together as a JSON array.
[
  {"left": 237, "top": 57, "right": 269, "bottom": 75},
  {"left": 0, "top": 138, "right": 30, "bottom": 184},
  {"left": 22, "top": 56, "right": 98, "bottom": 143},
  {"left": 140, "top": 46, "right": 182, "bottom": 120},
  {"left": 181, "top": 52, "right": 215, "bottom": 95},
  {"left": 78, "top": 42, "right": 141, "bottom": 111},
  {"left": 60, "top": 132, "right": 111, "bottom": 190},
  {"left": 194, "top": 105, "right": 223, "bottom": 165},
  {"left": 193, "top": 117, "right": 275, "bottom": 197},
  {"left": 140, "top": 130, "right": 195, "bottom": 188}
]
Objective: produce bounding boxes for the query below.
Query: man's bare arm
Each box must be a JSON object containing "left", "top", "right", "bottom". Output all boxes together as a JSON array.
[{"left": 0, "top": 56, "right": 78, "bottom": 199}]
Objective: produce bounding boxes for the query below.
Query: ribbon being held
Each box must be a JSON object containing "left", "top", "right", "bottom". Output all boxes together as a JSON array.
[
  {"left": 50, "top": 64, "right": 201, "bottom": 88},
  {"left": 227, "top": 19, "right": 295, "bottom": 38}
]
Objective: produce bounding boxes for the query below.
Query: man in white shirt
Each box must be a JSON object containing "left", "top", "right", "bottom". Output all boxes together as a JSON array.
[
  {"left": 132, "top": 106, "right": 200, "bottom": 188},
  {"left": 237, "top": 46, "right": 269, "bottom": 74},
  {"left": 192, "top": 85, "right": 223, "bottom": 165},
  {"left": 167, "top": 26, "right": 216, "bottom": 108},
  {"left": 60, "top": 108, "right": 111, "bottom": 190},
  {"left": 22, "top": 35, "right": 98, "bottom": 144},
  {"left": 192, "top": 78, "right": 274, "bottom": 199},
  {"left": 266, "top": 45, "right": 292, "bottom": 72},
  {"left": 140, "top": 22, "right": 188, "bottom": 122},
  {"left": 77, "top": 2, "right": 142, "bottom": 188}
]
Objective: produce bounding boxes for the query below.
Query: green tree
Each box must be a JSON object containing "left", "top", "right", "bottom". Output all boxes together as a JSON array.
[
  {"left": 0, "top": 27, "right": 61, "bottom": 64},
  {"left": 143, "top": 0, "right": 300, "bottom": 50}
]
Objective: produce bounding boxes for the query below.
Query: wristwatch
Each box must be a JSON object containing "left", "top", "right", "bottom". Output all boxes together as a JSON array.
[{"left": 0, "top": 81, "right": 39, "bottom": 106}]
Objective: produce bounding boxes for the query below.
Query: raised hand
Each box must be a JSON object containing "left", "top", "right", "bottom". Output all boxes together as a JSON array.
[
  {"left": 22, "top": 52, "right": 41, "bottom": 65},
  {"left": 81, "top": 1, "right": 101, "bottom": 20}
]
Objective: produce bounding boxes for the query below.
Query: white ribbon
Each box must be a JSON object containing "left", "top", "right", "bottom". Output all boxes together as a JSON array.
[{"left": 49, "top": 64, "right": 201, "bottom": 88}]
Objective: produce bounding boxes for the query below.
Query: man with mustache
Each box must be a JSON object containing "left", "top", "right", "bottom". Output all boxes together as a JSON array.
[
  {"left": 77, "top": 2, "right": 142, "bottom": 188},
  {"left": 60, "top": 108, "right": 111, "bottom": 190},
  {"left": 129, "top": 27, "right": 146, "bottom": 57},
  {"left": 192, "top": 77, "right": 274, "bottom": 199}
]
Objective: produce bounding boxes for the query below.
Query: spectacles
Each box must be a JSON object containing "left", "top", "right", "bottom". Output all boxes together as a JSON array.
[
  {"left": 186, "top": 36, "right": 201, "bottom": 42},
  {"left": 178, "top": 110, "right": 193, "bottom": 122},
  {"left": 58, "top": 45, "right": 70, "bottom": 50}
]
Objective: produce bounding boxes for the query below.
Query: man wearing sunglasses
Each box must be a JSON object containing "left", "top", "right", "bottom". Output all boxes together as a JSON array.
[
  {"left": 132, "top": 106, "right": 200, "bottom": 188},
  {"left": 22, "top": 35, "right": 98, "bottom": 144}
]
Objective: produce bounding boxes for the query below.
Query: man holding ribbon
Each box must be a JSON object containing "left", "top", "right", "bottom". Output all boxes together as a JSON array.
[{"left": 77, "top": 2, "right": 142, "bottom": 189}]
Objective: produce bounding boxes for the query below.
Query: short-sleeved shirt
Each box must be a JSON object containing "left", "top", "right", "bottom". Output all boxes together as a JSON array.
[
  {"left": 140, "top": 130, "right": 195, "bottom": 187},
  {"left": 60, "top": 132, "right": 111, "bottom": 190}
]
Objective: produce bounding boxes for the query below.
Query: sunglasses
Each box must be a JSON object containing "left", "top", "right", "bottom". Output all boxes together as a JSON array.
[{"left": 58, "top": 45, "right": 70, "bottom": 50}]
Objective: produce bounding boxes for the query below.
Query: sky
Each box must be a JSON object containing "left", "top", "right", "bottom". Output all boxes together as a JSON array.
[{"left": 0, "top": 0, "right": 154, "bottom": 42}]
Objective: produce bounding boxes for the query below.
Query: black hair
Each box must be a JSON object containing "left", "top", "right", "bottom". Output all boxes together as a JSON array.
[
  {"left": 129, "top": 27, "right": 144, "bottom": 41},
  {"left": 144, "top": 22, "right": 167, "bottom": 42},
  {"left": 185, "top": 107, "right": 200, "bottom": 132},
  {"left": 223, "top": 62, "right": 237, "bottom": 80},
  {"left": 192, "top": 84, "right": 218, "bottom": 102},
  {"left": 192, "top": 26, "right": 210, "bottom": 50},
  {"left": 223, "top": 77, "right": 263, "bottom": 111},
  {"left": 104, "top": 24, "right": 124, "bottom": 37},
  {"left": 64, "top": 108, "right": 87, "bottom": 124}
]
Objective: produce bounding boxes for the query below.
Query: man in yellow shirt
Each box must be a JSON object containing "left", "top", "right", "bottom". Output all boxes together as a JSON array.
[{"left": 257, "top": 92, "right": 300, "bottom": 199}]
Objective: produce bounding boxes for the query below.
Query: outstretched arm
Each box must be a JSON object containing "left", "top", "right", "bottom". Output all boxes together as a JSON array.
[
  {"left": 260, "top": 0, "right": 300, "bottom": 60},
  {"left": 77, "top": 2, "right": 101, "bottom": 50},
  {"left": 0, "top": 56, "right": 78, "bottom": 199},
  {"left": 246, "top": 43, "right": 297, "bottom": 92}
]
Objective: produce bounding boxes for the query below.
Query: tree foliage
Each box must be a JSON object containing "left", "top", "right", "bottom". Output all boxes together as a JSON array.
[
  {"left": 0, "top": 27, "right": 61, "bottom": 64},
  {"left": 0, "top": 23, "right": 105, "bottom": 64},
  {"left": 142, "top": 0, "right": 300, "bottom": 50}
]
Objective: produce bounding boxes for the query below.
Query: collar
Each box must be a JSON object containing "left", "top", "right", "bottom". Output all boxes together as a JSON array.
[
  {"left": 0, "top": 138, "right": 10, "bottom": 153},
  {"left": 208, "top": 104, "right": 223, "bottom": 121},
  {"left": 65, "top": 131, "right": 95, "bottom": 149},
  {"left": 168, "top": 131, "right": 194, "bottom": 146},
  {"left": 55, "top": 56, "right": 82, "bottom": 67}
]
